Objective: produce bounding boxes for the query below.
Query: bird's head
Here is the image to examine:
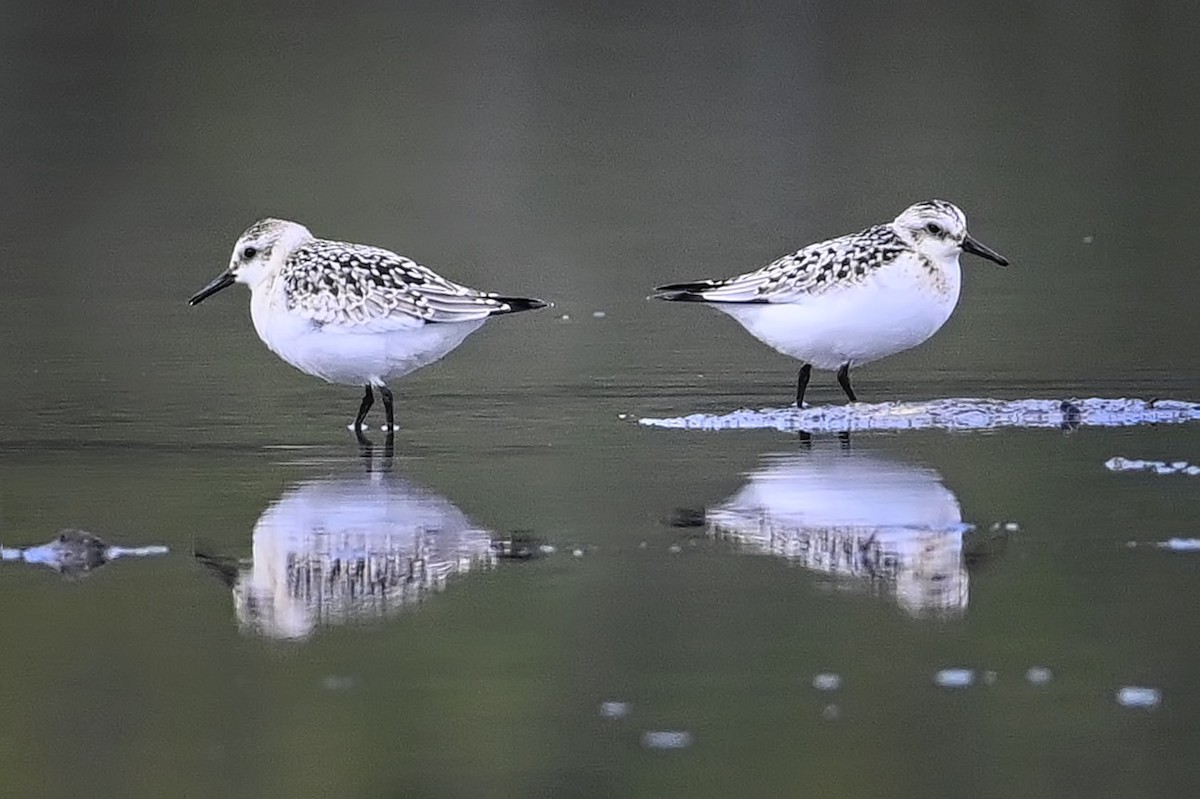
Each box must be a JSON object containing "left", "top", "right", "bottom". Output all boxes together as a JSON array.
[
  {"left": 892, "top": 200, "right": 1008, "bottom": 267},
  {"left": 188, "top": 218, "right": 314, "bottom": 305}
]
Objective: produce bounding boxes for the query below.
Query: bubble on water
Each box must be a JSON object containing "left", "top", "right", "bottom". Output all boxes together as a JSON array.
[
  {"left": 667, "top": 544, "right": 682, "bottom": 554},
  {"left": 821, "top": 703, "right": 840, "bottom": 721},
  {"left": 592, "top": 311, "right": 607, "bottom": 318},
  {"left": 1116, "top": 686, "right": 1161, "bottom": 709},
  {"left": 811, "top": 673, "right": 842, "bottom": 691},
  {"left": 641, "top": 730, "right": 693, "bottom": 750},
  {"left": 599, "top": 701, "right": 631, "bottom": 719},
  {"left": 572, "top": 548, "right": 584, "bottom": 558},
  {"left": 1026, "top": 666, "right": 1053, "bottom": 685},
  {"left": 934, "top": 668, "right": 974, "bottom": 688},
  {"left": 1158, "top": 538, "right": 1200, "bottom": 551},
  {"left": 538, "top": 544, "right": 557, "bottom": 555}
]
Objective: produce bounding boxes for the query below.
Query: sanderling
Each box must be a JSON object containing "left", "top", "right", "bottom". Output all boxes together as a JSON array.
[
  {"left": 189, "top": 218, "right": 546, "bottom": 432},
  {"left": 653, "top": 200, "right": 1008, "bottom": 405}
]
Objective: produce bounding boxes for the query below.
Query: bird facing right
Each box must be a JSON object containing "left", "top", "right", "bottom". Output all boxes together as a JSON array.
[{"left": 653, "top": 200, "right": 1009, "bottom": 405}]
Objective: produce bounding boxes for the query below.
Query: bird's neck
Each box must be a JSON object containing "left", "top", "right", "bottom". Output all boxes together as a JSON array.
[{"left": 248, "top": 272, "right": 289, "bottom": 340}]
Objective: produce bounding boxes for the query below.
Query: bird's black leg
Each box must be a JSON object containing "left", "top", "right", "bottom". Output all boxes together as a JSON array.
[
  {"left": 354, "top": 385, "right": 374, "bottom": 430},
  {"left": 836, "top": 363, "right": 858, "bottom": 403},
  {"left": 795, "top": 364, "right": 812, "bottom": 407},
  {"left": 379, "top": 386, "right": 395, "bottom": 432}
]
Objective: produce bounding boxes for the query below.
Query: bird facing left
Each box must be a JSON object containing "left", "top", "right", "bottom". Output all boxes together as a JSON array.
[{"left": 188, "top": 218, "right": 547, "bottom": 433}]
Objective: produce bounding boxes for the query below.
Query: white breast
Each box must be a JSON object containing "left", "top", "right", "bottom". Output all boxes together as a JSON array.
[{"left": 248, "top": 278, "right": 484, "bottom": 386}]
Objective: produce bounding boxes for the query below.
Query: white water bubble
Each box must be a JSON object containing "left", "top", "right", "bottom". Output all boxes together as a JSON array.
[
  {"left": 599, "top": 701, "right": 631, "bottom": 719},
  {"left": 812, "top": 673, "right": 842, "bottom": 691},
  {"left": 1116, "top": 686, "right": 1161, "bottom": 709},
  {"left": 641, "top": 731, "right": 693, "bottom": 750},
  {"left": 1026, "top": 666, "right": 1053, "bottom": 685},
  {"left": 934, "top": 668, "right": 975, "bottom": 688}
]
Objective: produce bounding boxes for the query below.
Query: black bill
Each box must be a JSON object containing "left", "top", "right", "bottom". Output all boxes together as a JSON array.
[
  {"left": 961, "top": 233, "right": 1009, "bottom": 267},
  {"left": 188, "top": 271, "right": 235, "bottom": 305}
]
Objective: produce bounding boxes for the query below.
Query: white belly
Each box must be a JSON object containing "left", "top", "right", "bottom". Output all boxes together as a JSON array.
[
  {"left": 249, "top": 290, "right": 484, "bottom": 386},
  {"left": 715, "top": 262, "right": 960, "bottom": 370}
]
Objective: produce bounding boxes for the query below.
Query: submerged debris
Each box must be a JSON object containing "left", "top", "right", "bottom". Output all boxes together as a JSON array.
[
  {"left": 0, "top": 529, "right": 167, "bottom": 577},
  {"left": 640, "top": 398, "right": 1200, "bottom": 434}
]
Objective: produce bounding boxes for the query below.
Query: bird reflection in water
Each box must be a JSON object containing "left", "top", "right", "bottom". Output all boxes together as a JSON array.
[
  {"left": 196, "top": 439, "right": 497, "bottom": 640},
  {"left": 702, "top": 447, "right": 994, "bottom": 617}
]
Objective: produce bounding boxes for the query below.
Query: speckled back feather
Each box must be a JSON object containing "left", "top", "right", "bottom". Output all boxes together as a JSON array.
[
  {"left": 283, "top": 240, "right": 542, "bottom": 326},
  {"left": 656, "top": 225, "right": 910, "bottom": 303}
]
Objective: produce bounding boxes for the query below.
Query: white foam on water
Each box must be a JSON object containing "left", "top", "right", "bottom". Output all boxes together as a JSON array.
[
  {"left": 812, "top": 673, "right": 842, "bottom": 691},
  {"left": 599, "top": 701, "right": 631, "bottom": 719},
  {"left": 1026, "top": 666, "right": 1053, "bottom": 685},
  {"left": 1106, "top": 456, "right": 1200, "bottom": 475},
  {"left": 639, "top": 398, "right": 1200, "bottom": 433},
  {"left": 106, "top": 545, "right": 169, "bottom": 559},
  {"left": 1116, "top": 686, "right": 1161, "bottom": 708},
  {"left": 934, "top": 668, "right": 975, "bottom": 688},
  {"left": 641, "top": 731, "right": 693, "bottom": 750},
  {"left": 1157, "top": 539, "right": 1200, "bottom": 551}
]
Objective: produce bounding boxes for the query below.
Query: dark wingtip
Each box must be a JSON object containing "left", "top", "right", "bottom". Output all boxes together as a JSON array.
[
  {"left": 497, "top": 296, "right": 549, "bottom": 314},
  {"left": 652, "top": 283, "right": 713, "bottom": 302}
]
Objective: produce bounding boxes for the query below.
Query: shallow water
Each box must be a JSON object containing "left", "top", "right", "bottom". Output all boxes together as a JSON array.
[{"left": 3, "top": 2, "right": 1200, "bottom": 797}]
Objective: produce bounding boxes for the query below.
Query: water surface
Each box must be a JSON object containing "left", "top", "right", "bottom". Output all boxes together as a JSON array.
[{"left": 2, "top": 2, "right": 1200, "bottom": 796}]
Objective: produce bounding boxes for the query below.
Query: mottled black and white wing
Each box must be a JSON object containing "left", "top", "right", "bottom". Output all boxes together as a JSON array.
[
  {"left": 655, "top": 226, "right": 908, "bottom": 304},
  {"left": 282, "top": 240, "right": 545, "bottom": 328}
]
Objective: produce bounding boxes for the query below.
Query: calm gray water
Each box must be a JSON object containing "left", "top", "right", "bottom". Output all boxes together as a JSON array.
[{"left": 3, "top": 2, "right": 1200, "bottom": 797}]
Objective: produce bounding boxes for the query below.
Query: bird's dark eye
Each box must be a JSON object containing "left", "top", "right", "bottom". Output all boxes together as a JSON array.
[
  {"left": 925, "top": 223, "right": 944, "bottom": 236},
  {"left": 242, "top": 246, "right": 259, "bottom": 260}
]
